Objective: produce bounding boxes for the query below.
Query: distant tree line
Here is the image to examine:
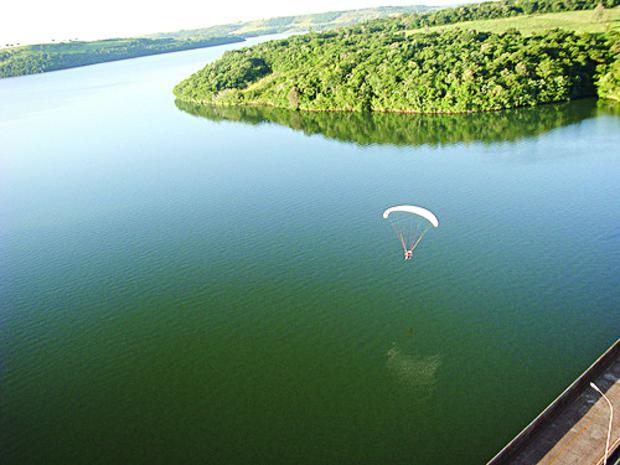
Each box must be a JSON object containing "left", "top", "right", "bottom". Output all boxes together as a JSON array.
[{"left": 0, "top": 36, "right": 244, "bottom": 78}]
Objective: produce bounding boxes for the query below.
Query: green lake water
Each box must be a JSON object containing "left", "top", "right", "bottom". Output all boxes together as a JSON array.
[{"left": 1, "top": 35, "right": 619, "bottom": 465}]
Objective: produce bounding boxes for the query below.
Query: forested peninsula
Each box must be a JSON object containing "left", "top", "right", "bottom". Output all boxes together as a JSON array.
[
  {"left": 0, "top": 6, "right": 431, "bottom": 79},
  {"left": 174, "top": 0, "right": 620, "bottom": 113}
]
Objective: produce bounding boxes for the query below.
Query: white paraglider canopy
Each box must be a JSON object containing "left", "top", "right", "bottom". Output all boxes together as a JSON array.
[
  {"left": 383, "top": 205, "right": 439, "bottom": 260},
  {"left": 382, "top": 205, "right": 439, "bottom": 228}
]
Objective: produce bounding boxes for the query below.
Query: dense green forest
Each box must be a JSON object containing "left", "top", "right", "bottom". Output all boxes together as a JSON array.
[
  {"left": 0, "top": 5, "right": 432, "bottom": 79},
  {"left": 174, "top": 0, "right": 620, "bottom": 113},
  {"left": 0, "top": 36, "right": 243, "bottom": 79},
  {"left": 174, "top": 30, "right": 611, "bottom": 113},
  {"left": 176, "top": 98, "right": 598, "bottom": 146}
]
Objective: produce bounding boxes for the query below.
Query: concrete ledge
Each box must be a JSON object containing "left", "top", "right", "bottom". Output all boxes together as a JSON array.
[{"left": 487, "top": 339, "right": 620, "bottom": 465}]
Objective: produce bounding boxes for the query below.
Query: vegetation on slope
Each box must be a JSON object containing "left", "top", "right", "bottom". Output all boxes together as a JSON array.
[
  {"left": 174, "top": 29, "right": 610, "bottom": 113},
  {"left": 598, "top": 59, "right": 620, "bottom": 100},
  {"left": 174, "top": 0, "right": 620, "bottom": 112},
  {"left": 597, "top": 31, "right": 620, "bottom": 101}
]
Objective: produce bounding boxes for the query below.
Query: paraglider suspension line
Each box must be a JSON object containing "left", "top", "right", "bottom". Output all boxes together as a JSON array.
[
  {"left": 391, "top": 222, "right": 408, "bottom": 253},
  {"left": 390, "top": 219, "right": 430, "bottom": 255},
  {"left": 410, "top": 226, "right": 429, "bottom": 253}
]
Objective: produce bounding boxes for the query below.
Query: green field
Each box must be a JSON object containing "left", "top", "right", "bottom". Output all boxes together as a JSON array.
[{"left": 405, "top": 7, "right": 620, "bottom": 35}]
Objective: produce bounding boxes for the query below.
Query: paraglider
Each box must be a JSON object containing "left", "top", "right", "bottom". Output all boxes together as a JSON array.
[{"left": 383, "top": 205, "right": 439, "bottom": 261}]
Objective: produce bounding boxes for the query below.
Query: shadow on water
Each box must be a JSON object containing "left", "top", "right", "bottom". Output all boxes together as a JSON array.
[
  {"left": 175, "top": 99, "right": 599, "bottom": 147},
  {"left": 385, "top": 343, "right": 441, "bottom": 391}
]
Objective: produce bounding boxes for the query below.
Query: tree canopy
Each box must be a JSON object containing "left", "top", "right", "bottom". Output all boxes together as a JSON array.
[{"left": 174, "top": 27, "right": 612, "bottom": 113}]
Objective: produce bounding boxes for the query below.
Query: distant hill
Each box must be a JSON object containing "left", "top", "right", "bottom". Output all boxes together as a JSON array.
[
  {"left": 151, "top": 6, "right": 436, "bottom": 40},
  {"left": 0, "top": 5, "right": 435, "bottom": 79}
]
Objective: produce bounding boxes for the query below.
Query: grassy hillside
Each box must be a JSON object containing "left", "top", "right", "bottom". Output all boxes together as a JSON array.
[{"left": 405, "top": 6, "right": 620, "bottom": 35}]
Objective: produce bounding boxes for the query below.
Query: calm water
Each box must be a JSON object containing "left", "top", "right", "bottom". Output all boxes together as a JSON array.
[{"left": 1, "top": 36, "right": 619, "bottom": 465}]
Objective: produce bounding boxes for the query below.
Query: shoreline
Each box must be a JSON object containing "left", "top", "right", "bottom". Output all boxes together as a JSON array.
[{"left": 173, "top": 95, "right": 597, "bottom": 116}]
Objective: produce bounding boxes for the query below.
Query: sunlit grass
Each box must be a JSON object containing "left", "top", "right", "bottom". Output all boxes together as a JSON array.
[{"left": 405, "top": 7, "right": 620, "bottom": 35}]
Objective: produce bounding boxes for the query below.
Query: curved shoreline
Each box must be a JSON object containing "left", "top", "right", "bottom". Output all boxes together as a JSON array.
[{"left": 173, "top": 95, "right": 584, "bottom": 116}]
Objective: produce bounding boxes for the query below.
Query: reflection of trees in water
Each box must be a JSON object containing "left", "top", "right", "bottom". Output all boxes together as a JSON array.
[
  {"left": 385, "top": 343, "right": 441, "bottom": 388},
  {"left": 176, "top": 99, "right": 597, "bottom": 147}
]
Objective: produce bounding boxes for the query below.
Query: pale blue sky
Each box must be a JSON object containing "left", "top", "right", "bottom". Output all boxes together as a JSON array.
[{"left": 1, "top": 0, "right": 480, "bottom": 45}]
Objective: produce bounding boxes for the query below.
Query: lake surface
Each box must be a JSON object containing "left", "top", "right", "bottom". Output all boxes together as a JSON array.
[{"left": 1, "top": 36, "right": 619, "bottom": 465}]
